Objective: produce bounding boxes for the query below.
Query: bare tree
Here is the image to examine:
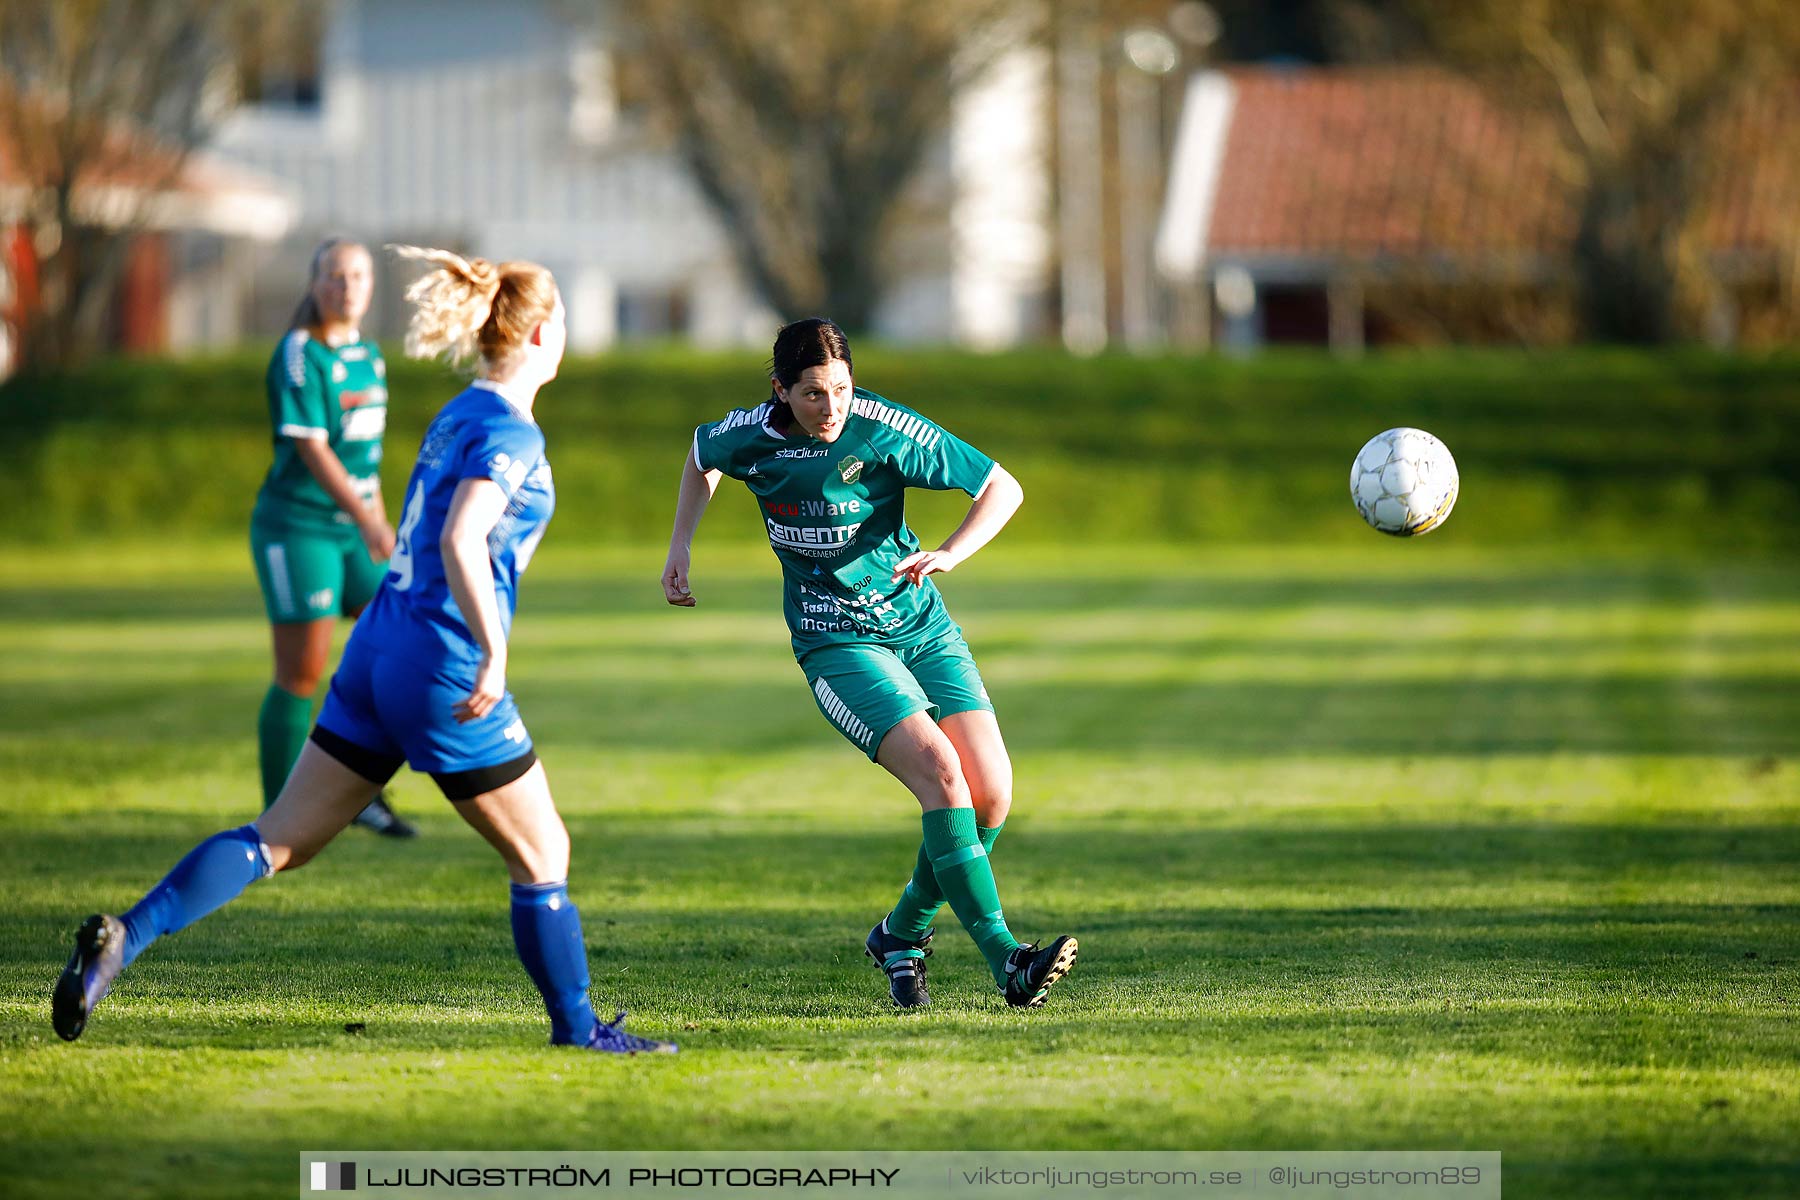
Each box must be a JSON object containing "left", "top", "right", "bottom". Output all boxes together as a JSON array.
[
  {"left": 1380, "top": 0, "right": 1800, "bottom": 344},
  {"left": 611, "top": 0, "right": 1031, "bottom": 332},
  {"left": 0, "top": 0, "right": 262, "bottom": 369}
]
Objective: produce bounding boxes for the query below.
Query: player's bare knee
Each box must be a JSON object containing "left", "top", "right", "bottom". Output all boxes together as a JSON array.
[
  {"left": 918, "top": 756, "right": 970, "bottom": 810},
  {"left": 267, "top": 842, "right": 310, "bottom": 872},
  {"left": 274, "top": 671, "right": 322, "bottom": 697},
  {"left": 974, "top": 790, "right": 1012, "bottom": 827},
  {"left": 498, "top": 831, "right": 568, "bottom": 884}
]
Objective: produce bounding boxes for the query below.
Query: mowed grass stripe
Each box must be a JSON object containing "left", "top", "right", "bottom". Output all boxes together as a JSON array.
[{"left": 0, "top": 544, "right": 1796, "bottom": 1199}]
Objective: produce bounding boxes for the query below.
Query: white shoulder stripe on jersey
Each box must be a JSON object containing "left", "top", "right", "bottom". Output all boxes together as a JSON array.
[
  {"left": 692, "top": 431, "right": 703, "bottom": 472},
  {"left": 850, "top": 396, "right": 942, "bottom": 451},
  {"left": 283, "top": 330, "right": 309, "bottom": 388},
  {"left": 708, "top": 403, "right": 773, "bottom": 438},
  {"left": 278, "top": 423, "right": 329, "bottom": 440}
]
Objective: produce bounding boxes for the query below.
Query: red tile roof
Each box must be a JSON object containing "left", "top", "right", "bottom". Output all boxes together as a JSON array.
[
  {"left": 1205, "top": 66, "right": 1796, "bottom": 265},
  {"left": 0, "top": 90, "right": 280, "bottom": 207}
]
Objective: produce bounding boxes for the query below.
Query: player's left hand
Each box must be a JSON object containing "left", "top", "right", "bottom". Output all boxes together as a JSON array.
[
  {"left": 456, "top": 653, "right": 506, "bottom": 723},
  {"left": 891, "top": 548, "right": 961, "bottom": 588}
]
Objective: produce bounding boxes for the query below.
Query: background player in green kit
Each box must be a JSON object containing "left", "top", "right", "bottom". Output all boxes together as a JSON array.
[
  {"left": 661, "top": 318, "right": 1078, "bottom": 1010},
  {"left": 251, "top": 239, "right": 414, "bottom": 836}
]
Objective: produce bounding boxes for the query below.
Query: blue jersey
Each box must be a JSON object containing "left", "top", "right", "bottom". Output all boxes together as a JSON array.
[{"left": 357, "top": 380, "right": 555, "bottom": 666}]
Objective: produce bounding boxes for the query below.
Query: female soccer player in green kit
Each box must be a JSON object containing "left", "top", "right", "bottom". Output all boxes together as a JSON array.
[
  {"left": 661, "top": 318, "right": 1078, "bottom": 1009},
  {"left": 250, "top": 239, "right": 413, "bottom": 836}
]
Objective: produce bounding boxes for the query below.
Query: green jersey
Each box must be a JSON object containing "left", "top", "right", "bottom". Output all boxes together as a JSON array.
[
  {"left": 694, "top": 387, "right": 998, "bottom": 657},
  {"left": 253, "top": 329, "right": 389, "bottom": 531}
]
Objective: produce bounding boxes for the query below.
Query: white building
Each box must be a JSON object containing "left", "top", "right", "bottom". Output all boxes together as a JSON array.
[{"left": 210, "top": 0, "right": 1049, "bottom": 351}]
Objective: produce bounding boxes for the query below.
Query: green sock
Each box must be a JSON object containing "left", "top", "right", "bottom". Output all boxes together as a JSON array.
[
  {"left": 918, "top": 807, "right": 1018, "bottom": 986},
  {"left": 886, "top": 820, "right": 1004, "bottom": 944},
  {"left": 257, "top": 684, "right": 314, "bottom": 810}
]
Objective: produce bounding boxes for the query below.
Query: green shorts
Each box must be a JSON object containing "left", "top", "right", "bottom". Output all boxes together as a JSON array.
[
  {"left": 250, "top": 517, "right": 387, "bottom": 624},
  {"left": 799, "top": 632, "right": 994, "bottom": 761}
]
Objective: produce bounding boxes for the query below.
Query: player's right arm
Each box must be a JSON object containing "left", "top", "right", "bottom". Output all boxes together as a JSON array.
[
  {"left": 292, "top": 438, "right": 396, "bottom": 560},
  {"left": 662, "top": 432, "right": 722, "bottom": 607},
  {"left": 275, "top": 337, "right": 395, "bottom": 558},
  {"left": 440, "top": 476, "right": 513, "bottom": 722}
]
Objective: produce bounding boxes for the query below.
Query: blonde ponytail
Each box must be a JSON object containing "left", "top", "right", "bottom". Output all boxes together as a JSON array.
[
  {"left": 390, "top": 244, "right": 557, "bottom": 371},
  {"left": 390, "top": 244, "right": 503, "bottom": 366}
]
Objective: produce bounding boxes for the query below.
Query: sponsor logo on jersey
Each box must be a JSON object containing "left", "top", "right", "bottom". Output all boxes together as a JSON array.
[
  {"left": 765, "top": 499, "right": 862, "bottom": 517},
  {"left": 339, "top": 386, "right": 386, "bottom": 409},
  {"left": 339, "top": 344, "right": 369, "bottom": 361},
  {"left": 341, "top": 405, "right": 387, "bottom": 441},
  {"left": 767, "top": 518, "right": 862, "bottom": 557},
  {"left": 418, "top": 415, "right": 456, "bottom": 469},
  {"left": 773, "top": 445, "right": 828, "bottom": 459},
  {"left": 502, "top": 719, "right": 527, "bottom": 743},
  {"left": 837, "top": 456, "right": 864, "bottom": 484}
]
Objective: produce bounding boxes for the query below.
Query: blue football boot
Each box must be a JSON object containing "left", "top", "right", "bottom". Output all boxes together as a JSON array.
[{"left": 583, "top": 1011, "right": 678, "bottom": 1055}]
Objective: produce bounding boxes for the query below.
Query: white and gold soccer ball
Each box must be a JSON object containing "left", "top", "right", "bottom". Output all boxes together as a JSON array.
[{"left": 1350, "top": 427, "right": 1459, "bottom": 536}]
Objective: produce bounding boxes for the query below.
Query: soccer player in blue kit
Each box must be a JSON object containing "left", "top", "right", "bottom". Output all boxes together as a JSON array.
[{"left": 52, "top": 247, "right": 675, "bottom": 1055}]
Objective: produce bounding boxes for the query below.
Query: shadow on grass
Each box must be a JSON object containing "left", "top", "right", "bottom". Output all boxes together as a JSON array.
[
  {"left": 10, "top": 671, "right": 1796, "bottom": 758},
  {"left": 506, "top": 674, "right": 1800, "bottom": 757},
  {"left": 3, "top": 823, "right": 1795, "bottom": 1059}
]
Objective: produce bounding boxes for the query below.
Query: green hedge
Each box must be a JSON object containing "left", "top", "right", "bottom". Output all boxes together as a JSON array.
[{"left": 3, "top": 347, "right": 1798, "bottom": 548}]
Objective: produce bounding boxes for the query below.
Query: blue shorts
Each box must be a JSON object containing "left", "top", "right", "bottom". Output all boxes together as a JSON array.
[{"left": 315, "top": 631, "right": 535, "bottom": 791}]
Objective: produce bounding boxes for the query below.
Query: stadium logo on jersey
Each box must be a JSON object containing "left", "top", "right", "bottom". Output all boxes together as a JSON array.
[
  {"left": 332, "top": 362, "right": 349, "bottom": 383},
  {"left": 837, "top": 456, "right": 864, "bottom": 484}
]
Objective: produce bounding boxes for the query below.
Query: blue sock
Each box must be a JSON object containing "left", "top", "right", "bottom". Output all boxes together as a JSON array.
[
  {"left": 120, "top": 825, "right": 273, "bottom": 967},
  {"left": 509, "top": 881, "right": 599, "bottom": 1045}
]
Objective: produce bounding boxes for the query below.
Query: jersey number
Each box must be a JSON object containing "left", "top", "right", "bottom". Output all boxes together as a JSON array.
[{"left": 388, "top": 481, "right": 426, "bottom": 591}]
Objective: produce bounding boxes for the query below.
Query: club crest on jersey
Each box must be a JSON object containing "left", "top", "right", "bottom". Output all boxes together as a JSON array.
[{"left": 837, "top": 456, "right": 864, "bottom": 484}]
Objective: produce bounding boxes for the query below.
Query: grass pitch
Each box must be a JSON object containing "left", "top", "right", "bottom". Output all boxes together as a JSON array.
[{"left": 0, "top": 541, "right": 1796, "bottom": 1199}]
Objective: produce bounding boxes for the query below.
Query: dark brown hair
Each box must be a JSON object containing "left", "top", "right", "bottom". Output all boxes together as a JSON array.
[{"left": 768, "top": 317, "right": 852, "bottom": 431}]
